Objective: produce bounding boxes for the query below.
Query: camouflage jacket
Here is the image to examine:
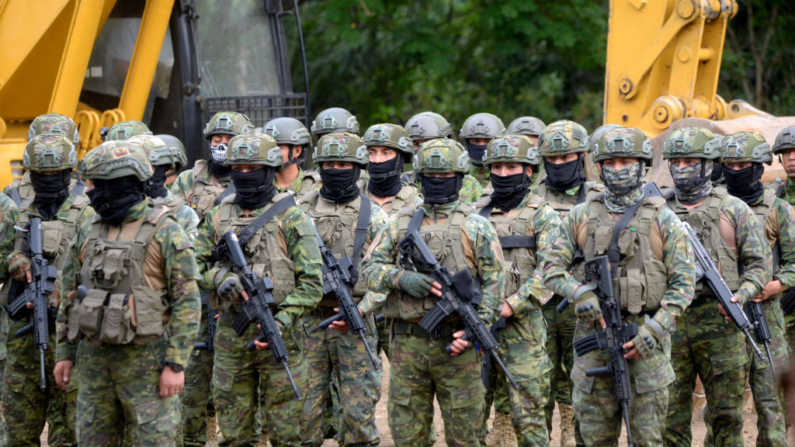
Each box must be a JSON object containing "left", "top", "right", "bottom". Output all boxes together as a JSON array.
[
  {"left": 782, "top": 179, "right": 795, "bottom": 209},
  {"left": 469, "top": 165, "right": 490, "bottom": 188},
  {"left": 0, "top": 192, "right": 19, "bottom": 280},
  {"left": 276, "top": 168, "right": 321, "bottom": 199},
  {"left": 362, "top": 201, "right": 506, "bottom": 326},
  {"left": 170, "top": 161, "right": 231, "bottom": 218},
  {"left": 56, "top": 199, "right": 201, "bottom": 366},
  {"left": 750, "top": 193, "right": 795, "bottom": 293},
  {"left": 163, "top": 190, "right": 199, "bottom": 240}
]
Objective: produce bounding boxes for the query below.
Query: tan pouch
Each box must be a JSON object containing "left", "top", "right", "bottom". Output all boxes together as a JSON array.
[
  {"left": 99, "top": 294, "right": 135, "bottom": 344},
  {"left": 78, "top": 289, "right": 107, "bottom": 336},
  {"left": 40, "top": 226, "right": 63, "bottom": 258}
]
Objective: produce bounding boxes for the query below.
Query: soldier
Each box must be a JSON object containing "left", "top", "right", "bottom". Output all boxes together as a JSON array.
[
  {"left": 543, "top": 126, "right": 695, "bottom": 445},
  {"left": 404, "top": 112, "right": 482, "bottom": 203},
  {"left": 660, "top": 126, "right": 771, "bottom": 446},
  {"left": 53, "top": 140, "right": 200, "bottom": 446},
  {"left": 169, "top": 111, "right": 253, "bottom": 445},
  {"left": 710, "top": 134, "right": 727, "bottom": 186},
  {"left": 362, "top": 138, "right": 506, "bottom": 446},
  {"left": 714, "top": 132, "right": 792, "bottom": 446},
  {"left": 0, "top": 191, "right": 18, "bottom": 447},
  {"left": 474, "top": 134, "right": 556, "bottom": 446},
  {"left": 772, "top": 126, "right": 795, "bottom": 352},
  {"left": 104, "top": 120, "right": 153, "bottom": 141},
  {"left": 504, "top": 116, "right": 546, "bottom": 187},
  {"left": 534, "top": 120, "right": 602, "bottom": 446},
  {"left": 297, "top": 132, "right": 386, "bottom": 446},
  {"left": 460, "top": 113, "right": 506, "bottom": 187},
  {"left": 194, "top": 133, "right": 323, "bottom": 446},
  {"left": 264, "top": 117, "right": 321, "bottom": 197},
  {"left": 1, "top": 134, "right": 94, "bottom": 446}
]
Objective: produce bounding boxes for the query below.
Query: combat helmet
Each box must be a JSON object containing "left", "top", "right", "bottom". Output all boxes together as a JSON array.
[
  {"left": 105, "top": 121, "right": 153, "bottom": 141},
  {"left": 129, "top": 135, "right": 189, "bottom": 171},
  {"left": 263, "top": 117, "right": 311, "bottom": 166},
  {"left": 224, "top": 133, "right": 283, "bottom": 168},
  {"left": 81, "top": 141, "right": 153, "bottom": 181},
  {"left": 484, "top": 134, "right": 541, "bottom": 167},
  {"left": 311, "top": 108, "right": 359, "bottom": 136},
  {"left": 313, "top": 132, "right": 368, "bottom": 166},
  {"left": 460, "top": 113, "right": 505, "bottom": 141},
  {"left": 662, "top": 126, "right": 722, "bottom": 160},
  {"left": 24, "top": 134, "right": 78, "bottom": 172},
  {"left": 413, "top": 138, "right": 471, "bottom": 174},
  {"left": 405, "top": 112, "right": 455, "bottom": 143},
  {"left": 593, "top": 126, "right": 654, "bottom": 165},
  {"left": 538, "top": 120, "right": 590, "bottom": 157},
  {"left": 504, "top": 117, "right": 546, "bottom": 138},
  {"left": 203, "top": 112, "right": 254, "bottom": 141},
  {"left": 363, "top": 124, "right": 414, "bottom": 156},
  {"left": 772, "top": 126, "right": 795, "bottom": 155},
  {"left": 721, "top": 132, "right": 772, "bottom": 165},
  {"left": 28, "top": 113, "right": 80, "bottom": 147}
]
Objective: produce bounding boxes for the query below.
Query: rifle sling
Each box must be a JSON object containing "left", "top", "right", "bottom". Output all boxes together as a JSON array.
[
  {"left": 9, "top": 187, "right": 21, "bottom": 207},
  {"left": 606, "top": 195, "right": 645, "bottom": 277},
  {"left": 215, "top": 183, "right": 237, "bottom": 206},
  {"left": 350, "top": 194, "right": 370, "bottom": 285},
  {"left": 477, "top": 202, "right": 536, "bottom": 249},
  {"left": 237, "top": 196, "right": 296, "bottom": 247}
]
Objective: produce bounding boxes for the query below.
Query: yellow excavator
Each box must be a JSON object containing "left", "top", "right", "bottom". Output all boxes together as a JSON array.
[{"left": 0, "top": 0, "right": 311, "bottom": 186}]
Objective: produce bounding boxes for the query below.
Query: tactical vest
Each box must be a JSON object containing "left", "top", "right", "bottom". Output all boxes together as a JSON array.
[
  {"left": 67, "top": 204, "right": 174, "bottom": 345},
  {"left": 299, "top": 190, "right": 370, "bottom": 304},
  {"left": 748, "top": 187, "right": 779, "bottom": 273},
  {"left": 583, "top": 194, "right": 668, "bottom": 314},
  {"left": 297, "top": 170, "right": 321, "bottom": 199},
  {"left": 535, "top": 182, "right": 602, "bottom": 218},
  {"left": 475, "top": 194, "right": 543, "bottom": 297},
  {"left": 368, "top": 183, "right": 422, "bottom": 214},
  {"left": 189, "top": 160, "right": 230, "bottom": 219},
  {"left": 385, "top": 204, "right": 476, "bottom": 320},
  {"left": 212, "top": 192, "right": 297, "bottom": 310},
  {"left": 668, "top": 186, "right": 740, "bottom": 294}
]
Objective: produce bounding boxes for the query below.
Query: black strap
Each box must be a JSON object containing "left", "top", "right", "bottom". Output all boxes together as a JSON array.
[
  {"left": 499, "top": 235, "right": 536, "bottom": 249},
  {"left": 478, "top": 204, "right": 494, "bottom": 218},
  {"left": 606, "top": 196, "right": 645, "bottom": 277},
  {"left": 9, "top": 187, "right": 21, "bottom": 207},
  {"left": 215, "top": 183, "right": 236, "bottom": 206},
  {"left": 71, "top": 180, "right": 86, "bottom": 197},
  {"left": 575, "top": 184, "right": 587, "bottom": 205},
  {"left": 350, "top": 194, "right": 371, "bottom": 284},
  {"left": 237, "top": 196, "right": 296, "bottom": 247}
]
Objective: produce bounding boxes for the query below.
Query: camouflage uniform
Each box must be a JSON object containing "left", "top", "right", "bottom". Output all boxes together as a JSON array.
[
  {"left": 660, "top": 127, "right": 772, "bottom": 447},
  {"left": 362, "top": 138, "right": 506, "bottom": 446},
  {"left": 0, "top": 192, "right": 19, "bottom": 446},
  {"left": 474, "top": 135, "right": 555, "bottom": 446},
  {"left": 55, "top": 141, "right": 201, "bottom": 447},
  {"left": 543, "top": 127, "right": 696, "bottom": 446},
  {"left": 194, "top": 133, "right": 323, "bottom": 446}
]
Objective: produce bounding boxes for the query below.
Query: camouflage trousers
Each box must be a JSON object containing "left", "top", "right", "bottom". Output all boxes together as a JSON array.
[
  {"left": 663, "top": 299, "right": 748, "bottom": 447},
  {"left": 4, "top": 319, "right": 77, "bottom": 447},
  {"left": 75, "top": 338, "right": 180, "bottom": 446},
  {"left": 181, "top": 310, "right": 215, "bottom": 447},
  {"left": 213, "top": 314, "right": 307, "bottom": 447},
  {"left": 482, "top": 310, "right": 553, "bottom": 446},
  {"left": 541, "top": 296, "right": 576, "bottom": 433},
  {"left": 0, "top": 357, "right": 5, "bottom": 447},
  {"left": 388, "top": 321, "right": 484, "bottom": 447},
  {"left": 785, "top": 311, "right": 795, "bottom": 428},
  {"left": 573, "top": 314, "right": 674, "bottom": 446},
  {"left": 377, "top": 316, "right": 390, "bottom": 359},
  {"left": 301, "top": 308, "right": 381, "bottom": 446}
]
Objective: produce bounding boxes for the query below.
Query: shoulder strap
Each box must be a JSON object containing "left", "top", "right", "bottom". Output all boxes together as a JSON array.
[
  {"left": 71, "top": 180, "right": 86, "bottom": 197},
  {"left": 9, "top": 187, "right": 20, "bottom": 207},
  {"left": 606, "top": 195, "right": 645, "bottom": 276},
  {"left": 237, "top": 195, "right": 297, "bottom": 247},
  {"left": 350, "top": 194, "right": 371, "bottom": 284},
  {"left": 576, "top": 184, "right": 587, "bottom": 205},
  {"left": 215, "top": 183, "right": 236, "bottom": 206}
]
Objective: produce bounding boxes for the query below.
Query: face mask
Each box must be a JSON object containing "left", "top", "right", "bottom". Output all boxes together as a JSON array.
[
  {"left": 421, "top": 174, "right": 462, "bottom": 205},
  {"left": 144, "top": 166, "right": 169, "bottom": 199},
  {"left": 543, "top": 156, "right": 586, "bottom": 191},
  {"left": 466, "top": 142, "right": 488, "bottom": 167},
  {"left": 87, "top": 177, "right": 146, "bottom": 226},
  {"left": 711, "top": 163, "right": 725, "bottom": 184},
  {"left": 30, "top": 170, "right": 71, "bottom": 220},
  {"left": 319, "top": 166, "right": 361, "bottom": 203},
  {"left": 671, "top": 160, "right": 712, "bottom": 205},
  {"left": 601, "top": 162, "right": 644, "bottom": 213},
  {"left": 490, "top": 172, "right": 531, "bottom": 211},
  {"left": 724, "top": 164, "right": 765, "bottom": 204},
  {"left": 209, "top": 159, "right": 231, "bottom": 179},
  {"left": 231, "top": 167, "right": 276, "bottom": 210},
  {"left": 211, "top": 143, "right": 228, "bottom": 162},
  {"left": 367, "top": 154, "right": 403, "bottom": 198}
]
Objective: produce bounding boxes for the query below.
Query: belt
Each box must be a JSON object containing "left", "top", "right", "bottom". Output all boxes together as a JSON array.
[{"left": 392, "top": 319, "right": 462, "bottom": 340}]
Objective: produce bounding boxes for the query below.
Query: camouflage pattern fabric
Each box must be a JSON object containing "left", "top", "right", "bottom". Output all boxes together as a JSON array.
[
  {"left": 782, "top": 180, "right": 795, "bottom": 356},
  {"left": 469, "top": 165, "right": 490, "bottom": 188},
  {"left": 0, "top": 192, "right": 19, "bottom": 445},
  {"left": 541, "top": 295, "right": 575, "bottom": 431},
  {"left": 276, "top": 168, "right": 320, "bottom": 200},
  {"left": 170, "top": 161, "right": 232, "bottom": 220},
  {"left": 105, "top": 120, "right": 152, "bottom": 141},
  {"left": 161, "top": 190, "right": 199, "bottom": 239},
  {"left": 181, "top": 312, "right": 214, "bottom": 447}
]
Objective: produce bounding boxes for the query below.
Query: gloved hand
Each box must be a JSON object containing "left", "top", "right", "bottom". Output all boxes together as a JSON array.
[
  {"left": 630, "top": 322, "right": 663, "bottom": 359},
  {"left": 215, "top": 271, "right": 243, "bottom": 302},
  {"left": 8, "top": 252, "right": 31, "bottom": 282},
  {"left": 573, "top": 289, "right": 602, "bottom": 323},
  {"left": 398, "top": 271, "right": 435, "bottom": 299}
]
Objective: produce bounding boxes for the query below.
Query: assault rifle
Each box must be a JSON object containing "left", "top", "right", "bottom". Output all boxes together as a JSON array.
[
  {"left": 7, "top": 217, "right": 58, "bottom": 390},
  {"left": 481, "top": 316, "right": 507, "bottom": 389},
  {"left": 781, "top": 289, "right": 795, "bottom": 315},
  {"left": 571, "top": 256, "right": 636, "bottom": 447},
  {"left": 744, "top": 301, "right": 776, "bottom": 374},
  {"left": 398, "top": 229, "right": 518, "bottom": 389},
  {"left": 220, "top": 231, "right": 300, "bottom": 399},
  {"left": 311, "top": 223, "right": 381, "bottom": 371},
  {"left": 193, "top": 304, "right": 218, "bottom": 354}
]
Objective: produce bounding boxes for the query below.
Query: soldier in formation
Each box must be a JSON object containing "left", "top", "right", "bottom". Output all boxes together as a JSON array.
[{"left": 460, "top": 112, "right": 506, "bottom": 187}]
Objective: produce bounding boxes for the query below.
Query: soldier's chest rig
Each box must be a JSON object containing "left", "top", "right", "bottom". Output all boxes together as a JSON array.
[
  {"left": 189, "top": 160, "right": 234, "bottom": 219},
  {"left": 369, "top": 183, "right": 421, "bottom": 215}
]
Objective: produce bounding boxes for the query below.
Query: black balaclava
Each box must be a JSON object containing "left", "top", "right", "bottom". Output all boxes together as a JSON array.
[
  {"left": 724, "top": 163, "right": 765, "bottom": 204},
  {"left": 711, "top": 163, "right": 725, "bottom": 184},
  {"left": 421, "top": 174, "right": 463, "bottom": 205},
  {"left": 491, "top": 170, "right": 532, "bottom": 212},
  {"left": 30, "top": 170, "right": 71, "bottom": 220},
  {"left": 144, "top": 166, "right": 169, "bottom": 199},
  {"left": 209, "top": 159, "right": 231, "bottom": 179},
  {"left": 367, "top": 153, "right": 403, "bottom": 198},
  {"left": 544, "top": 155, "right": 586, "bottom": 191},
  {"left": 231, "top": 167, "right": 276, "bottom": 210},
  {"left": 87, "top": 177, "right": 146, "bottom": 226},
  {"left": 467, "top": 141, "right": 488, "bottom": 167},
  {"left": 319, "top": 166, "right": 361, "bottom": 203}
]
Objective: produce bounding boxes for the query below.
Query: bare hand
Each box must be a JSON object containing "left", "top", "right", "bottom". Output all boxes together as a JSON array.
[
  {"left": 329, "top": 308, "right": 366, "bottom": 334},
  {"left": 756, "top": 280, "right": 782, "bottom": 302},
  {"left": 253, "top": 323, "right": 270, "bottom": 351},
  {"left": 54, "top": 360, "right": 73, "bottom": 391},
  {"left": 26, "top": 270, "right": 32, "bottom": 283},
  {"left": 622, "top": 340, "right": 642, "bottom": 360},
  {"left": 241, "top": 290, "right": 249, "bottom": 302},
  {"left": 500, "top": 302, "right": 513, "bottom": 318},
  {"left": 597, "top": 318, "right": 606, "bottom": 330},
  {"left": 449, "top": 330, "right": 469, "bottom": 356},
  {"left": 718, "top": 295, "right": 739, "bottom": 322},
  {"left": 431, "top": 281, "right": 443, "bottom": 297},
  {"left": 159, "top": 366, "right": 185, "bottom": 398}
]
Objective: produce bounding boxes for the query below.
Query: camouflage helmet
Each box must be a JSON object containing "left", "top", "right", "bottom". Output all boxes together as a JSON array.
[
  {"left": 81, "top": 141, "right": 153, "bottom": 181},
  {"left": 313, "top": 132, "right": 368, "bottom": 166},
  {"left": 106, "top": 120, "right": 153, "bottom": 141},
  {"left": 128, "top": 135, "right": 188, "bottom": 171},
  {"left": 593, "top": 126, "right": 654, "bottom": 165},
  {"left": 721, "top": 131, "right": 773, "bottom": 165},
  {"left": 24, "top": 134, "right": 78, "bottom": 172},
  {"left": 772, "top": 125, "right": 795, "bottom": 155},
  {"left": 311, "top": 107, "right": 359, "bottom": 136},
  {"left": 460, "top": 113, "right": 505, "bottom": 140},
  {"left": 413, "top": 138, "right": 471, "bottom": 174},
  {"left": 662, "top": 126, "right": 722, "bottom": 160},
  {"left": 405, "top": 112, "right": 455, "bottom": 141},
  {"left": 28, "top": 113, "right": 80, "bottom": 147},
  {"left": 203, "top": 112, "right": 254, "bottom": 141},
  {"left": 504, "top": 116, "right": 546, "bottom": 137},
  {"left": 363, "top": 123, "right": 414, "bottom": 156},
  {"left": 263, "top": 117, "right": 311, "bottom": 147},
  {"left": 589, "top": 124, "right": 621, "bottom": 150},
  {"left": 224, "top": 133, "right": 283, "bottom": 167},
  {"left": 484, "top": 134, "right": 541, "bottom": 167},
  {"left": 538, "top": 120, "right": 590, "bottom": 157}
]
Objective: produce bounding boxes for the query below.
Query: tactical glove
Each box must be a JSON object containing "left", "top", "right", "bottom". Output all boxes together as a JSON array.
[
  {"left": 215, "top": 270, "right": 243, "bottom": 302},
  {"left": 630, "top": 318, "right": 664, "bottom": 359},
  {"left": 573, "top": 289, "right": 602, "bottom": 323},
  {"left": 397, "top": 271, "right": 435, "bottom": 299},
  {"left": 8, "top": 252, "right": 31, "bottom": 282}
]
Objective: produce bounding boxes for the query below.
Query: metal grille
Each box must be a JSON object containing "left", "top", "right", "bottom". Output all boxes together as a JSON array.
[{"left": 204, "top": 93, "right": 309, "bottom": 129}]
